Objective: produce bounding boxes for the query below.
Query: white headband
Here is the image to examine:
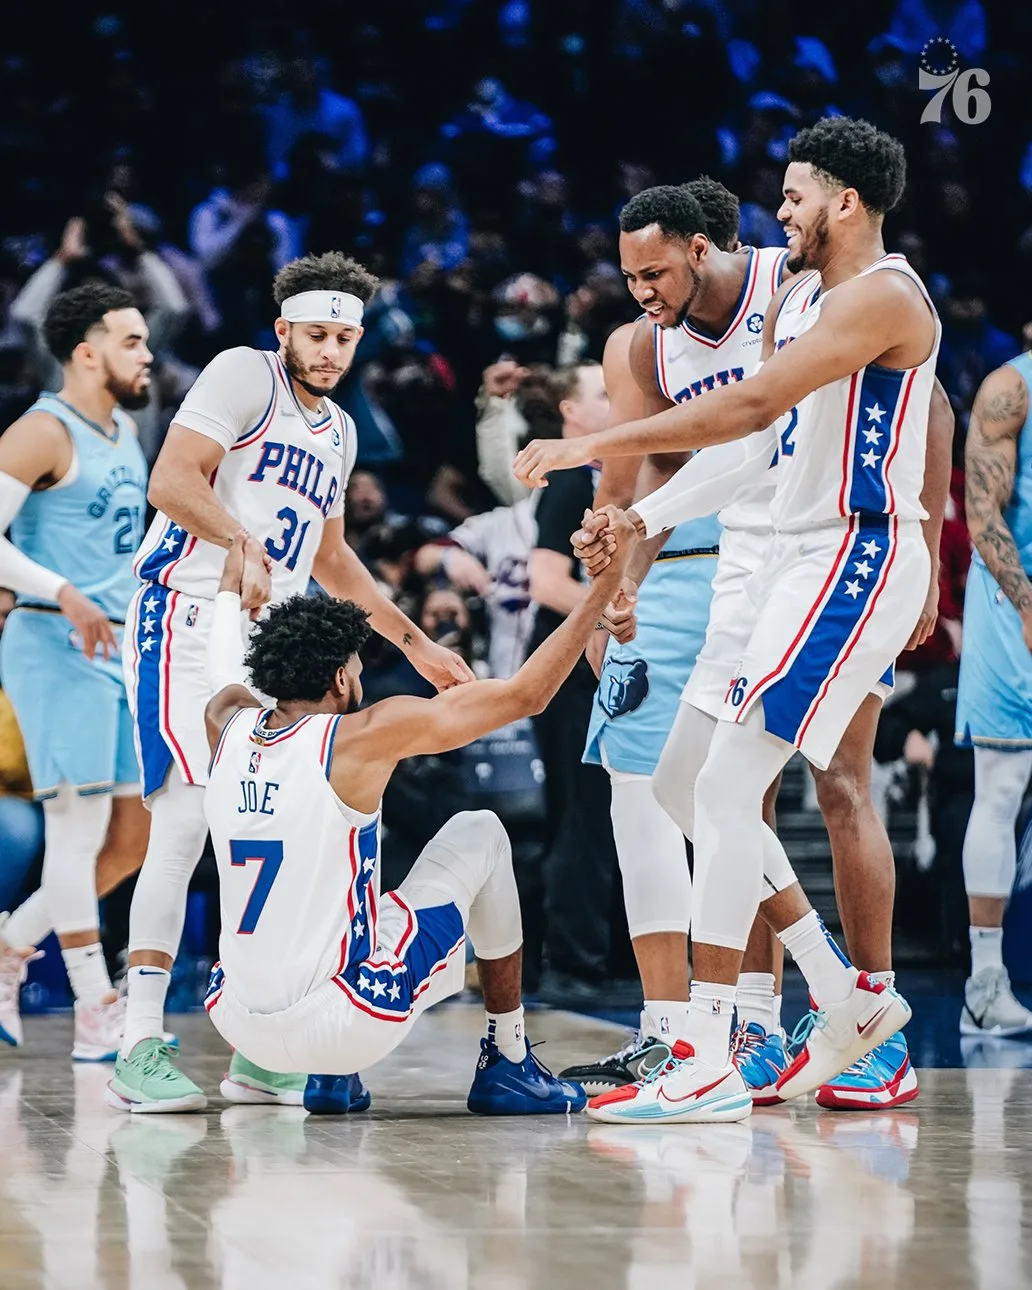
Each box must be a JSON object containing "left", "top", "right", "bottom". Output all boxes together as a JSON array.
[{"left": 280, "top": 290, "right": 364, "bottom": 327}]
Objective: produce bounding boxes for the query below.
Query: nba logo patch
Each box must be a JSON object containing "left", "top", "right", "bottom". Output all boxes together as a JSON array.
[
  {"left": 330, "top": 295, "right": 342, "bottom": 319},
  {"left": 185, "top": 604, "right": 199, "bottom": 627},
  {"left": 249, "top": 751, "right": 261, "bottom": 774}
]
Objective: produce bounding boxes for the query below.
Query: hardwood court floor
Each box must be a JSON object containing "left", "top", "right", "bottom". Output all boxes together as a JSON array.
[{"left": 1, "top": 1006, "right": 1030, "bottom": 1290}]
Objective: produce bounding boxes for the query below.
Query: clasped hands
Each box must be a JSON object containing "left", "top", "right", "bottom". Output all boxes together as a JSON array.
[{"left": 573, "top": 505, "right": 646, "bottom": 647}]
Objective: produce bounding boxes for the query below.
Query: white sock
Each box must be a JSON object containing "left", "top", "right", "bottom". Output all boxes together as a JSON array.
[
  {"left": 120, "top": 967, "right": 171, "bottom": 1058},
  {"left": 3, "top": 891, "right": 52, "bottom": 951},
  {"left": 486, "top": 1006, "right": 525, "bottom": 1063},
  {"left": 686, "top": 980, "right": 736, "bottom": 1066},
  {"left": 773, "top": 993, "right": 783, "bottom": 1033},
  {"left": 735, "top": 972, "right": 776, "bottom": 1032},
  {"left": 642, "top": 999, "right": 692, "bottom": 1043},
  {"left": 970, "top": 927, "right": 1004, "bottom": 977},
  {"left": 869, "top": 969, "right": 896, "bottom": 991},
  {"left": 778, "top": 911, "right": 856, "bottom": 1007},
  {"left": 62, "top": 944, "right": 112, "bottom": 1005}
]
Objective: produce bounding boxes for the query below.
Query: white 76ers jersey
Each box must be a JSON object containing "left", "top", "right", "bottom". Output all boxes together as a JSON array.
[
  {"left": 134, "top": 347, "right": 357, "bottom": 601},
  {"left": 769, "top": 254, "right": 940, "bottom": 533},
  {"left": 205, "top": 708, "right": 380, "bottom": 1013},
  {"left": 655, "top": 245, "right": 788, "bottom": 532}
]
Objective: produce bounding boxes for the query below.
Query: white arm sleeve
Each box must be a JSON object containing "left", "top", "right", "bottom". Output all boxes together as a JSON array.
[
  {"left": 172, "top": 347, "right": 274, "bottom": 452},
  {"left": 476, "top": 394, "right": 532, "bottom": 505},
  {"left": 0, "top": 473, "right": 66, "bottom": 600},
  {"left": 633, "top": 426, "right": 778, "bottom": 537},
  {"left": 207, "top": 591, "right": 251, "bottom": 694}
]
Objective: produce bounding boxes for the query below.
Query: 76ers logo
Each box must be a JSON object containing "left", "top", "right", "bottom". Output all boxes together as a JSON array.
[{"left": 725, "top": 675, "right": 748, "bottom": 707}]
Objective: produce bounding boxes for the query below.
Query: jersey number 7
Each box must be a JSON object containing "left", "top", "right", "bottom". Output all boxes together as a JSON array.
[{"left": 229, "top": 839, "right": 284, "bottom": 934}]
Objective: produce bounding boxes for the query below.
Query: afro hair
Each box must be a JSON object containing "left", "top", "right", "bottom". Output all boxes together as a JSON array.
[
  {"left": 788, "top": 117, "right": 906, "bottom": 216},
  {"left": 244, "top": 595, "right": 372, "bottom": 702}
]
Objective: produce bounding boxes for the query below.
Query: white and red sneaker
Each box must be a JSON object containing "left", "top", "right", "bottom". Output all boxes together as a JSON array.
[
  {"left": 72, "top": 993, "right": 126, "bottom": 1062},
  {"left": 586, "top": 1040, "right": 753, "bottom": 1125},
  {"left": 776, "top": 972, "right": 911, "bottom": 1102}
]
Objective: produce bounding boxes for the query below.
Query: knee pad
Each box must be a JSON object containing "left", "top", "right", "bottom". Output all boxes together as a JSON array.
[
  {"left": 41, "top": 788, "right": 113, "bottom": 936},
  {"left": 609, "top": 770, "right": 691, "bottom": 938}
]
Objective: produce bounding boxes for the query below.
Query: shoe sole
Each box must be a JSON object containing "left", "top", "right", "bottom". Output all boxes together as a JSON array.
[
  {"left": 105, "top": 1083, "right": 208, "bottom": 1114},
  {"left": 959, "top": 1011, "right": 1032, "bottom": 1038},
  {"left": 0, "top": 1022, "right": 21, "bottom": 1048},
  {"left": 558, "top": 1077, "right": 630, "bottom": 1097},
  {"left": 586, "top": 1090, "right": 753, "bottom": 1125},
  {"left": 220, "top": 1077, "right": 305, "bottom": 1106},
  {"left": 303, "top": 1093, "right": 372, "bottom": 1115},
  {"left": 72, "top": 1048, "right": 118, "bottom": 1063},
  {"left": 777, "top": 997, "right": 911, "bottom": 1102},
  {"left": 815, "top": 1081, "right": 919, "bottom": 1110},
  {"left": 751, "top": 1089, "right": 785, "bottom": 1107},
  {"left": 467, "top": 1095, "right": 587, "bottom": 1116}
]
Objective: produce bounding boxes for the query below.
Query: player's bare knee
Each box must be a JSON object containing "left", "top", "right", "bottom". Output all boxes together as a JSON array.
[{"left": 813, "top": 763, "right": 867, "bottom": 825}]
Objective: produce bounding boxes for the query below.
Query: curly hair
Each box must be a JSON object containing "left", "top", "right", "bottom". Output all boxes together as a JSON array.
[
  {"left": 272, "top": 252, "right": 381, "bottom": 309},
  {"left": 789, "top": 117, "right": 906, "bottom": 216},
  {"left": 43, "top": 281, "right": 137, "bottom": 364},
  {"left": 619, "top": 185, "right": 708, "bottom": 243},
  {"left": 683, "top": 177, "right": 740, "bottom": 252},
  {"left": 244, "top": 595, "right": 372, "bottom": 702}
]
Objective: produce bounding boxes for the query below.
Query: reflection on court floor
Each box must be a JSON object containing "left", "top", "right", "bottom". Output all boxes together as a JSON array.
[{"left": 0, "top": 1007, "right": 1030, "bottom": 1290}]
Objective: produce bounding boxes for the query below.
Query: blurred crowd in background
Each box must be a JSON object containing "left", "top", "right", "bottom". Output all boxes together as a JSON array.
[{"left": 2, "top": 0, "right": 1031, "bottom": 1003}]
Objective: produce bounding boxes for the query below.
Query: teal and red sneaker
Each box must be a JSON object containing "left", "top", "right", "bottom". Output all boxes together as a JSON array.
[
  {"left": 467, "top": 1038, "right": 587, "bottom": 1115},
  {"left": 814, "top": 1031, "right": 918, "bottom": 1110},
  {"left": 731, "top": 1022, "right": 787, "bottom": 1107}
]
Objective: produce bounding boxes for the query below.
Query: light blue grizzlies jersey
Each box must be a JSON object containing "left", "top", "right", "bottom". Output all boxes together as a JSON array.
[
  {"left": 12, "top": 394, "right": 148, "bottom": 621},
  {"left": 584, "top": 512, "right": 722, "bottom": 776}
]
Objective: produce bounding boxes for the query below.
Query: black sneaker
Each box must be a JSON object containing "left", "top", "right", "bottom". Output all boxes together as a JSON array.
[{"left": 558, "top": 1032, "right": 671, "bottom": 1097}]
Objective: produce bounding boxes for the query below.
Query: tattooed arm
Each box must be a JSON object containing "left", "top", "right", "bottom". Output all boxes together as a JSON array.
[{"left": 965, "top": 363, "right": 1032, "bottom": 648}]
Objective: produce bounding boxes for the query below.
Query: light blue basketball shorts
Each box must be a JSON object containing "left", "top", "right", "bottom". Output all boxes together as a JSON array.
[
  {"left": 956, "top": 557, "right": 1032, "bottom": 749},
  {"left": 0, "top": 607, "right": 138, "bottom": 798},
  {"left": 584, "top": 544, "right": 718, "bottom": 776}
]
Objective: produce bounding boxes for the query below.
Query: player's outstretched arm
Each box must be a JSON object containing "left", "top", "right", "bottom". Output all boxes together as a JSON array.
[
  {"left": 358, "top": 508, "right": 637, "bottom": 762},
  {"left": 312, "top": 517, "right": 475, "bottom": 690},
  {"left": 0, "top": 411, "right": 118, "bottom": 660},
  {"left": 964, "top": 363, "right": 1032, "bottom": 647},
  {"left": 202, "top": 534, "right": 264, "bottom": 754},
  {"left": 512, "top": 271, "right": 936, "bottom": 487},
  {"left": 905, "top": 377, "right": 955, "bottom": 650}
]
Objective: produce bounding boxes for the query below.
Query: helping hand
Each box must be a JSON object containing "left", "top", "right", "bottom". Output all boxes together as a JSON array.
[
  {"left": 410, "top": 638, "right": 477, "bottom": 691},
  {"left": 512, "top": 436, "right": 594, "bottom": 488},
  {"left": 598, "top": 579, "right": 639, "bottom": 644},
  {"left": 221, "top": 531, "right": 272, "bottom": 620}
]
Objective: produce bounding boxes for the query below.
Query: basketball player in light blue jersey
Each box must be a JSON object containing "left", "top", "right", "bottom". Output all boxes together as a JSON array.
[
  {"left": 956, "top": 354, "right": 1032, "bottom": 1037},
  {"left": 0, "top": 283, "right": 152, "bottom": 1060}
]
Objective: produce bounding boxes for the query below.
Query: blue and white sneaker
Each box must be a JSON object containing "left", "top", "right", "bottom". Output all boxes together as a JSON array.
[
  {"left": 587, "top": 1040, "right": 752, "bottom": 1125},
  {"left": 815, "top": 1031, "right": 919, "bottom": 1110},
  {"left": 731, "top": 1022, "right": 787, "bottom": 1107},
  {"left": 467, "top": 1038, "right": 587, "bottom": 1115},
  {"left": 303, "top": 1073, "right": 372, "bottom": 1115}
]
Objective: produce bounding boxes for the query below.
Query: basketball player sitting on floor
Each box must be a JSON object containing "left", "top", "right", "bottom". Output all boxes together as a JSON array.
[{"left": 198, "top": 518, "right": 637, "bottom": 1115}]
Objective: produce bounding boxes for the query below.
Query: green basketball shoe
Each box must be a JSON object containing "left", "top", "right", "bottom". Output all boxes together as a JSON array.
[
  {"left": 220, "top": 1051, "right": 306, "bottom": 1106},
  {"left": 106, "top": 1038, "right": 208, "bottom": 1114}
]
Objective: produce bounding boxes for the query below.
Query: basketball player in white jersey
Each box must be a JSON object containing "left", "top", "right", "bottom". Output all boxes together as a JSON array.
[
  {"left": 112, "top": 253, "right": 474, "bottom": 1113},
  {"left": 193, "top": 519, "right": 637, "bottom": 1114},
  {"left": 515, "top": 116, "right": 938, "bottom": 1122},
  {"left": 560, "top": 180, "right": 951, "bottom": 1110},
  {"left": 561, "top": 182, "right": 805, "bottom": 1096}
]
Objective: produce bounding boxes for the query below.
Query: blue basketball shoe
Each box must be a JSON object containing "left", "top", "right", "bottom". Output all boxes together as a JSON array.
[
  {"left": 303, "top": 1073, "right": 372, "bottom": 1115},
  {"left": 815, "top": 1031, "right": 918, "bottom": 1110},
  {"left": 731, "top": 1022, "right": 787, "bottom": 1107},
  {"left": 467, "top": 1038, "right": 587, "bottom": 1115}
]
